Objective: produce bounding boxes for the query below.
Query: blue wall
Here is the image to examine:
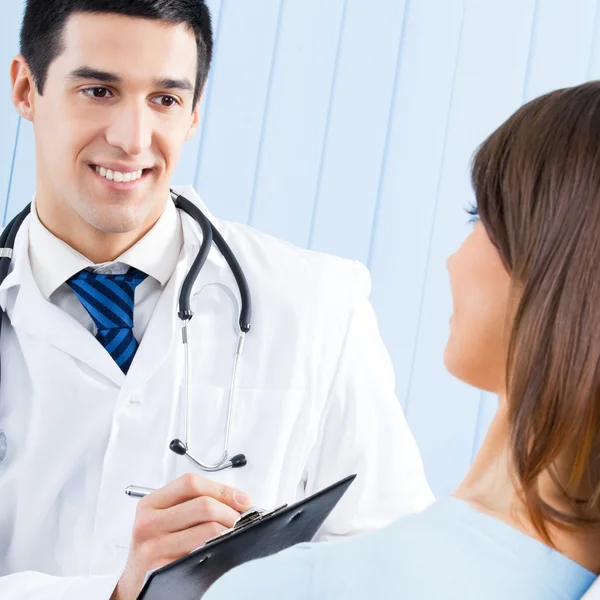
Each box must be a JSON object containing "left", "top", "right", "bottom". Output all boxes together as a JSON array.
[{"left": 2, "top": 0, "right": 599, "bottom": 496}]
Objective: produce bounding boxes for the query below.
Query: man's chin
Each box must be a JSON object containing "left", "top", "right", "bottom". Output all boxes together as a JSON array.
[
  {"left": 80, "top": 204, "right": 152, "bottom": 235},
  {"left": 74, "top": 184, "right": 168, "bottom": 235}
]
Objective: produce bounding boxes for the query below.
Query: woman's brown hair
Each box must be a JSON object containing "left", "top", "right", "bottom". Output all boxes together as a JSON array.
[{"left": 471, "top": 81, "right": 600, "bottom": 542}]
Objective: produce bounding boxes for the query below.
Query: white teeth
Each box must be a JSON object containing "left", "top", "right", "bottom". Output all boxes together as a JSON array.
[{"left": 95, "top": 166, "right": 144, "bottom": 182}]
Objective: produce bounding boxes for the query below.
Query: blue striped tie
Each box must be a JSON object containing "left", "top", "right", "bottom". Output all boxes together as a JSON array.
[{"left": 67, "top": 268, "right": 148, "bottom": 374}]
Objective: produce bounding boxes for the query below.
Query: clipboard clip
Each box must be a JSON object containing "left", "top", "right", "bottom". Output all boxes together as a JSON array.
[
  {"left": 233, "top": 504, "right": 288, "bottom": 528},
  {"left": 204, "top": 504, "right": 288, "bottom": 545},
  {"left": 233, "top": 506, "right": 269, "bottom": 529}
]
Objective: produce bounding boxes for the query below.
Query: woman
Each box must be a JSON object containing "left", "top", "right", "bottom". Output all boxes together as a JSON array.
[{"left": 204, "top": 82, "right": 600, "bottom": 599}]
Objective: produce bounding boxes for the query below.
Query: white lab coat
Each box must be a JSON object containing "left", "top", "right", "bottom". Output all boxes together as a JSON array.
[
  {"left": 0, "top": 186, "right": 433, "bottom": 599},
  {"left": 585, "top": 580, "right": 600, "bottom": 599}
]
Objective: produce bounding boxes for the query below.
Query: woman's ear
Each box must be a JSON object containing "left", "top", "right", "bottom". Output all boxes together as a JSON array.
[{"left": 11, "top": 56, "right": 36, "bottom": 122}]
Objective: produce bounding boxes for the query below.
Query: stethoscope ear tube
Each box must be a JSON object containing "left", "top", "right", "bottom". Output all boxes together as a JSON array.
[
  {"left": 170, "top": 190, "right": 252, "bottom": 333},
  {"left": 0, "top": 204, "right": 32, "bottom": 384},
  {"left": 0, "top": 204, "right": 31, "bottom": 283},
  {"left": 171, "top": 191, "right": 213, "bottom": 321},
  {"left": 209, "top": 223, "right": 252, "bottom": 333}
]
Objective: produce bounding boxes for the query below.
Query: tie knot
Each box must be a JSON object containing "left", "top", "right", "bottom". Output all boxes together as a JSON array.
[{"left": 70, "top": 267, "right": 147, "bottom": 287}]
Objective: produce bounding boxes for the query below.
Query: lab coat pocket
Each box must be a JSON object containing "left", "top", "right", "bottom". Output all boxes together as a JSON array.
[{"left": 176, "top": 385, "right": 310, "bottom": 501}]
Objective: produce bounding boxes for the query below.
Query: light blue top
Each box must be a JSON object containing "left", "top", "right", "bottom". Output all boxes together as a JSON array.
[{"left": 204, "top": 497, "right": 596, "bottom": 600}]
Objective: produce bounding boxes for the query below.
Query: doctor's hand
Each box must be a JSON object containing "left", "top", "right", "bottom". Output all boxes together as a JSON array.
[{"left": 111, "top": 473, "right": 252, "bottom": 600}]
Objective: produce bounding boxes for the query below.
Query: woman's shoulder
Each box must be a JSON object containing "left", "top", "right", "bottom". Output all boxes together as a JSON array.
[{"left": 203, "top": 498, "right": 595, "bottom": 600}]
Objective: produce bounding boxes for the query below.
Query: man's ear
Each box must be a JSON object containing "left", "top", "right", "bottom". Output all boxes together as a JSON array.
[
  {"left": 10, "top": 56, "right": 36, "bottom": 122},
  {"left": 185, "top": 99, "right": 202, "bottom": 141}
]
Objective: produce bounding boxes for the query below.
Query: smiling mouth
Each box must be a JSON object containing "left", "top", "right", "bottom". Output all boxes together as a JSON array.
[{"left": 90, "top": 164, "right": 152, "bottom": 183}]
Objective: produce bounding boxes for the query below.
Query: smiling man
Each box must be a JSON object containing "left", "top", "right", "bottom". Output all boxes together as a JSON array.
[{"left": 0, "top": 2, "right": 433, "bottom": 599}]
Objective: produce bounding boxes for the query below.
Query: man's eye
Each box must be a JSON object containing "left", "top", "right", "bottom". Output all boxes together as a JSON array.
[
  {"left": 83, "top": 87, "right": 113, "bottom": 99},
  {"left": 153, "top": 95, "right": 179, "bottom": 108}
]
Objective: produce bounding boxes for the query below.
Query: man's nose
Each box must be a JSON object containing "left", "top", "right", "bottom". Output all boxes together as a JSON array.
[{"left": 105, "top": 99, "right": 152, "bottom": 156}]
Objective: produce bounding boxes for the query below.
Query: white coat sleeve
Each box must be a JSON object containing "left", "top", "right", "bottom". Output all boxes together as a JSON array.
[
  {"left": 305, "top": 261, "right": 434, "bottom": 540},
  {"left": 0, "top": 571, "right": 120, "bottom": 600}
]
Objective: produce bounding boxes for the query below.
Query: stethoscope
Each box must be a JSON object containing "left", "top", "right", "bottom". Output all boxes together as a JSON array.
[{"left": 0, "top": 190, "right": 251, "bottom": 472}]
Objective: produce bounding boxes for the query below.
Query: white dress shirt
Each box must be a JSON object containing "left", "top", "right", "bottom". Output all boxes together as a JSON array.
[{"left": 27, "top": 198, "right": 183, "bottom": 341}]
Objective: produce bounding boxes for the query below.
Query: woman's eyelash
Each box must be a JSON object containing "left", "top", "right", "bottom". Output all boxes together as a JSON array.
[{"left": 465, "top": 203, "right": 479, "bottom": 224}]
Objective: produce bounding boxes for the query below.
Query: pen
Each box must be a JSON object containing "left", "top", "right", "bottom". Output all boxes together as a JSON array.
[{"left": 125, "top": 485, "right": 155, "bottom": 498}]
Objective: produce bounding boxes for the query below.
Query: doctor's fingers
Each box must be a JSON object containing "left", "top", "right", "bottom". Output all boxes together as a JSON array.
[
  {"left": 159, "top": 496, "right": 240, "bottom": 533},
  {"left": 141, "top": 472, "right": 252, "bottom": 512},
  {"left": 142, "top": 522, "right": 230, "bottom": 568}
]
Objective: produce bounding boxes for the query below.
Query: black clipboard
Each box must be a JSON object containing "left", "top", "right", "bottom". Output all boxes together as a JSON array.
[{"left": 136, "top": 474, "right": 356, "bottom": 599}]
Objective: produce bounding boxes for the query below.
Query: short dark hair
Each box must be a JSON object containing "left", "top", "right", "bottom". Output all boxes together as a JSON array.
[{"left": 20, "top": 0, "right": 213, "bottom": 107}]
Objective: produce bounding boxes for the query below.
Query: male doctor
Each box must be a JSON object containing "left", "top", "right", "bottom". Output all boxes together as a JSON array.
[{"left": 0, "top": 1, "right": 433, "bottom": 599}]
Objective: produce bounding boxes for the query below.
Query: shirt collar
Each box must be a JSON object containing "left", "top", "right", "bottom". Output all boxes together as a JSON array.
[
  {"left": 28, "top": 195, "right": 183, "bottom": 300},
  {"left": 171, "top": 185, "right": 228, "bottom": 269}
]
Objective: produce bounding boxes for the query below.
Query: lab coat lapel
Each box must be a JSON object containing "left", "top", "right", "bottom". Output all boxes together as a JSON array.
[
  {"left": 3, "top": 221, "right": 125, "bottom": 387},
  {"left": 118, "top": 251, "right": 184, "bottom": 399}
]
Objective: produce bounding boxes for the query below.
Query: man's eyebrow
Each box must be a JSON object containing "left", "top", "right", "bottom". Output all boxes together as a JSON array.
[
  {"left": 153, "top": 77, "right": 195, "bottom": 94},
  {"left": 65, "top": 67, "right": 121, "bottom": 83}
]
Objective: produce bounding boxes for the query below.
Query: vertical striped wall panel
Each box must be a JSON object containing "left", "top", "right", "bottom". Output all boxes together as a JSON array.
[
  {"left": 0, "top": 1, "right": 22, "bottom": 223},
  {"left": 402, "top": 0, "right": 538, "bottom": 492},
  {"left": 1, "top": 0, "right": 599, "bottom": 495}
]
